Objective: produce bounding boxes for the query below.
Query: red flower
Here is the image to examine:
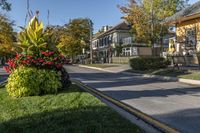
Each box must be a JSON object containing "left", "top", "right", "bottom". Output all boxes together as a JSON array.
[
  {"left": 27, "top": 56, "right": 33, "bottom": 59},
  {"left": 41, "top": 51, "right": 49, "bottom": 56},
  {"left": 7, "top": 59, "right": 17, "bottom": 69},
  {"left": 44, "top": 61, "right": 54, "bottom": 65},
  {"left": 15, "top": 54, "right": 22, "bottom": 60},
  {"left": 3, "top": 66, "right": 11, "bottom": 73},
  {"left": 38, "top": 59, "right": 45, "bottom": 63},
  {"left": 54, "top": 57, "right": 58, "bottom": 61},
  {"left": 48, "top": 52, "right": 54, "bottom": 56},
  {"left": 21, "top": 60, "right": 29, "bottom": 65},
  {"left": 32, "top": 60, "right": 38, "bottom": 64},
  {"left": 56, "top": 64, "right": 62, "bottom": 69}
]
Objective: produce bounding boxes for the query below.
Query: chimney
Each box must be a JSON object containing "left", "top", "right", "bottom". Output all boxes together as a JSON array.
[{"left": 103, "top": 25, "right": 109, "bottom": 32}]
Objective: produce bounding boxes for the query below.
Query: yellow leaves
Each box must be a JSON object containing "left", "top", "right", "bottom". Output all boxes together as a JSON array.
[{"left": 18, "top": 16, "right": 47, "bottom": 53}]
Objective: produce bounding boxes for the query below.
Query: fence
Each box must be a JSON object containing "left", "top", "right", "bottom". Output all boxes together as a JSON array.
[{"left": 112, "top": 47, "right": 152, "bottom": 64}]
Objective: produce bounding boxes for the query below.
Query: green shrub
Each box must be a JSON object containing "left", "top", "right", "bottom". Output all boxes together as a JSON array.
[
  {"left": 6, "top": 66, "right": 62, "bottom": 97},
  {"left": 129, "top": 57, "right": 170, "bottom": 71}
]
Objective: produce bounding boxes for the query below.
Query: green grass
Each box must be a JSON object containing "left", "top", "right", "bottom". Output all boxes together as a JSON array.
[
  {"left": 128, "top": 68, "right": 200, "bottom": 80},
  {"left": 151, "top": 69, "right": 200, "bottom": 80},
  {"left": 84, "top": 64, "right": 119, "bottom": 68},
  {"left": 0, "top": 84, "right": 144, "bottom": 133}
]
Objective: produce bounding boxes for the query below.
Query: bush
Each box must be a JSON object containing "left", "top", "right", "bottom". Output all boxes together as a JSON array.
[
  {"left": 6, "top": 66, "right": 62, "bottom": 97},
  {"left": 129, "top": 57, "right": 170, "bottom": 71}
]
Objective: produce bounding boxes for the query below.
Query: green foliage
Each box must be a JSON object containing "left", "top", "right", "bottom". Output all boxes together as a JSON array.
[
  {"left": 129, "top": 57, "right": 170, "bottom": 71},
  {"left": 65, "top": 18, "right": 92, "bottom": 44},
  {"left": 57, "top": 34, "right": 82, "bottom": 57},
  {"left": 56, "top": 18, "right": 92, "bottom": 58},
  {"left": 6, "top": 66, "right": 62, "bottom": 97},
  {"left": 119, "top": 0, "right": 188, "bottom": 45},
  {"left": 0, "top": 14, "right": 15, "bottom": 55},
  {"left": 43, "top": 26, "right": 60, "bottom": 51},
  {"left": 18, "top": 16, "right": 50, "bottom": 54}
]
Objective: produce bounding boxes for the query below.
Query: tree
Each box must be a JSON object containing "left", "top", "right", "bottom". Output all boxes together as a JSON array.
[
  {"left": 65, "top": 18, "right": 92, "bottom": 43},
  {"left": 0, "top": 0, "right": 11, "bottom": 11},
  {"left": 57, "top": 34, "right": 82, "bottom": 58},
  {"left": 55, "top": 18, "right": 93, "bottom": 58},
  {"left": 119, "top": 0, "right": 188, "bottom": 55},
  {"left": 0, "top": 14, "right": 15, "bottom": 56}
]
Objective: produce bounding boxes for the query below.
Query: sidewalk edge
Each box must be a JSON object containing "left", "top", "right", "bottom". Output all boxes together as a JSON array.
[{"left": 78, "top": 65, "right": 200, "bottom": 86}]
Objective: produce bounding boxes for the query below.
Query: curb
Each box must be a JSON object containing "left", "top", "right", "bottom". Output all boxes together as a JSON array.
[
  {"left": 78, "top": 65, "right": 200, "bottom": 86},
  {"left": 72, "top": 79, "right": 180, "bottom": 133}
]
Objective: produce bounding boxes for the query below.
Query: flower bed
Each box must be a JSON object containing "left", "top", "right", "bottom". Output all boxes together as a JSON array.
[
  {"left": 4, "top": 51, "right": 67, "bottom": 73},
  {"left": 4, "top": 15, "right": 71, "bottom": 97}
]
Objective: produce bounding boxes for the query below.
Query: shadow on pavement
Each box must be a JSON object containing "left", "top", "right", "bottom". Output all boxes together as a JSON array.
[
  {"left": 101, "top": 87, "right": 200, "bottom": 100},
  {"left": 153, "top": 108, "right": 200, "bottom": 133}
]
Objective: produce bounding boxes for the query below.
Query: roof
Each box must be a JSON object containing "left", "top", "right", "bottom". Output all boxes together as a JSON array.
[
  {"left": 93, "top": 21, "right": 131, "bottom": 39},
  {"left": 164, "top": 1, "right": 200, "bottom": 24}
]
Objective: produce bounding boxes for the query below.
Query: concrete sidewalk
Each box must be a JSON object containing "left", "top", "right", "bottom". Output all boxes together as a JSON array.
[
  {"left": 66, "top": 65, "right": 200, "bottom": 133},
  {"left": 79, "top": 64, "right": 200, "bottom": 86}
]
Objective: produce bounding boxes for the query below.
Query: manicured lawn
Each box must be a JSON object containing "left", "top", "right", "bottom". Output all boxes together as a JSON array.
[
  {"left": 0, "top": 84, "right": 144, "bottom": 133},
  {"left": 84, "top": 64, "right": 118, "bottom": 68},
  {"left": 151, "top": 69, "right": 200, "bottom": 80},
  {"left": 128, "top": 68, "right": 200, "bottom": 80}
]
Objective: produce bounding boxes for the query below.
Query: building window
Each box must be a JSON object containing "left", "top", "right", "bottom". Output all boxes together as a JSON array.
[
  {"left": 185, "top": 27, "right": 196, "bottom": 47},
  {"left": 122, "top": 37, "right": 134, "bottom": 45}
]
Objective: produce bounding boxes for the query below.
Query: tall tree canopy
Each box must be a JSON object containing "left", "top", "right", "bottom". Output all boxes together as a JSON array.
[
  {"left": 119, "top": 0, "right": 188, "bottom": 52},
  {"left": 0, "top": 0, "right": 11, "bottom": 11},
  {"left": 0, "top": 14, "right": 15, "bottom": 56},
  {"left": 55, "top": 18, "right": 93, "bottom": 58},
  {"left": 64, "top": 18, "right": 92, "bottom": 45}
]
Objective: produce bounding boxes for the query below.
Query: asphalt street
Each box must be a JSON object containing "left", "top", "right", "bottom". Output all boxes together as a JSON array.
[{"left": 65, "top": 65, "right": 200, "bottom": 133}]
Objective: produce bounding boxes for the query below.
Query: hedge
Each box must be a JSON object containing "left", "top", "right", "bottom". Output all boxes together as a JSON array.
[{"left": 129, "top": 57, "right": 170, "bottom": 71}]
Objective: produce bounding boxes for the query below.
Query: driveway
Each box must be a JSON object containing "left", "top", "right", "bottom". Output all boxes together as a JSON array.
[{"left": 65, "top": 65, "right": 200, "bottom": 133}]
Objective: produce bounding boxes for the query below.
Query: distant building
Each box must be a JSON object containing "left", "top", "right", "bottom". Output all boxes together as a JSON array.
[
  {"left": 92, "top": 22, "right": 151, "bottom": 63},
  {"left": 92, "top": 22, "right": 133, "bottom": 63}
]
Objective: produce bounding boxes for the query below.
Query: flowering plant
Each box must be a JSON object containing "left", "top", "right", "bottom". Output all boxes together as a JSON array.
[{"left": 4, "top": 50, "right": 69, "bottom": 73}]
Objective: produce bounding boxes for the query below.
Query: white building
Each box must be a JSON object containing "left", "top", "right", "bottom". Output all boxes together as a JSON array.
[{"left": 92, "top": 22, "right": 133, "bottom": 63}]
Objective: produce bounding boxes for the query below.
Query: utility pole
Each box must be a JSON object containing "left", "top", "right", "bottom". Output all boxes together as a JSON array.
[
  {"left": 150, "top": 0, "right": 155, "bottom": 56},
  {"left": 89, "top": 20, "right": 93, "bottom": 64},
  {"left": 47, "top": 9, "right": 50, "bottom": 26},
  {"left": 24, "top": 0, "right": 30, "bottom": 26}
]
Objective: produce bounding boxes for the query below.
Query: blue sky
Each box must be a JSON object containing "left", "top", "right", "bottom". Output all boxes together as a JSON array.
[
  {"left": 6, "top": 0, "right": 127, "bottom": 32},
  {"left": 4, "top": 0, "right": 200, "bottom": 32}
]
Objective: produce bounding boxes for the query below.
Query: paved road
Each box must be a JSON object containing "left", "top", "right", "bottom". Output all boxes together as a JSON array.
[
  {"left": 65, "top": 65, "right": 200, "bottom": 133},
  {"left": 0, "top": 67, "right": 9, "bottom": 83}
]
